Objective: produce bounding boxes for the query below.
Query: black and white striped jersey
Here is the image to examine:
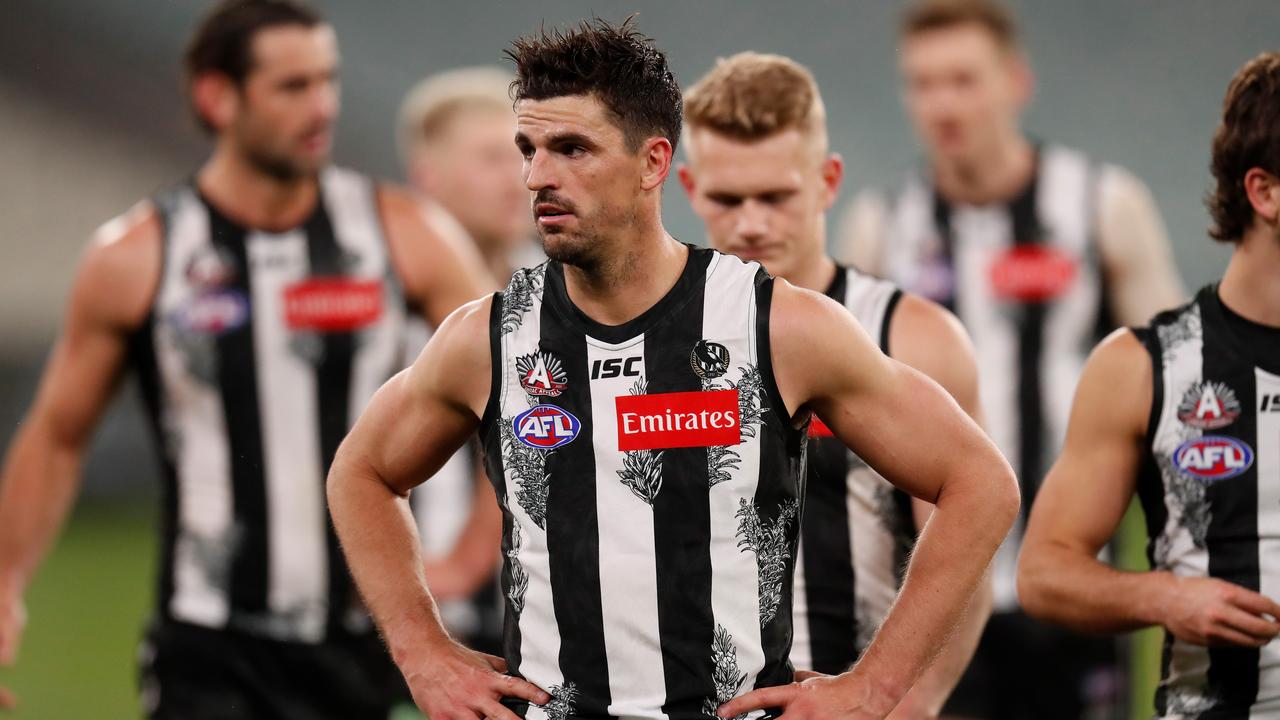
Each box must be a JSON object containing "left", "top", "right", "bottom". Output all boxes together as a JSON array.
[
  {"left": 1136, "top": 285, "right": 1280, "bottom": 717},
  {"left": 791, "top": 266, "right": 909, "bottom": 674},
  {"left": 131, "top": 167, "right": 408, "bottom": 643},
  {"left": 481, "top": 246, "right": 807, "bottom": 720},
  {"left": 872, "top": 144, "right": 1109, "bottom": 610}
]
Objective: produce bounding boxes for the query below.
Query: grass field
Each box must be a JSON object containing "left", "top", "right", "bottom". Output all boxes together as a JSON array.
[{"left": 1, "top": 501, "right": 1162, "bottom": 719}]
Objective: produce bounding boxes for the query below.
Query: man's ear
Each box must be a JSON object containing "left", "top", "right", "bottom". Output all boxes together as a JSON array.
[
  {"left": 677, "top": 164, "right": 697, "bottom": 199},
  {"left": 820, "top": 153, "right": 845, "bottom": 210},
  {"left": 640, "top": 137, "right": 674, "bottom": 192},
  {"left": 191, "top": 72, "right": 238, "bottom": 133},
  {"left": 1244, "top": 167, "right": 1280, "bottom": 227}
]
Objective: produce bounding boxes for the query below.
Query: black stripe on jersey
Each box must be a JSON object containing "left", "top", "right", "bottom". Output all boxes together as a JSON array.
[
  {"left": 801, "top": 265, "right": 857, "bottom": 674},
  {"left": 1200, "top": 295, "right": 1262, "bottom": 708},
  {"left": 879, "top": 290, "right": 903, "bottom": 354},
  {"left": 539, "top": 287, "right": 614, "bottom": 718},
  {"left": 304, "top": 199, "right": 359, "bottom": 637},
  {"left": 1009, "top": 164, "right": 1047, "bottom": 522},
  {"left": 754, "top": 272, "right": 804, "bottom": 690},
  {"left": 203, "top": 198, "right": 270, "bottom": 614},
  {"left": 646, "top": 272, "right": 716, "bottom": 718},
  {"left": 929, "top": 190, "right": 957, "bottom": 315},
  {"left": 135, "top": 190, "right": 177, "bottom": 617}
]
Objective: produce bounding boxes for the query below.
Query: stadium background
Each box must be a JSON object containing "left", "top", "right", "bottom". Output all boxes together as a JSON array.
[{"left": 1, "top": 0, "right": 1277, "bottom": 717}]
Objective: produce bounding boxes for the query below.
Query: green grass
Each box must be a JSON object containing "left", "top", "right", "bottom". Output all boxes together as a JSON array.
[
  {"left": 1116, "top": 497, "right": 1162, "bottom": 720},
  {"left": 3, "top": 503, "right": 155, "bottom": 719}
]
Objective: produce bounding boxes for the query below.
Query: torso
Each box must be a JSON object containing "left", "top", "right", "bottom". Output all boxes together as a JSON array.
[
  {"left": 875, "top": 143, "right": 1108, "bottom": 611},
  {"left": 131, "top": 166, "right": 408, "bottom": 643},
  {"left": 480, "top": 246, "right": 806, "bottom": 719},
  {"left": 1136, "top": 284, "right": 1280, "bottom": 718}
]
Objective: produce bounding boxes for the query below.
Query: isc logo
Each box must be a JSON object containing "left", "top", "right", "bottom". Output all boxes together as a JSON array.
[
  {"left": 592, "top": 357, "right": 641, "bottom": 380},
  {"left": 1174, "top": 435, "right": 1254, "bottom": 482},
  {"left": 513, "top": 405, "right": 581, "bottom": 450}
]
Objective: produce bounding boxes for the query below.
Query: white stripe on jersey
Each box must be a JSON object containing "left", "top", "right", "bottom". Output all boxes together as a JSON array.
[
  {"left": 702, "top": 253, "right": 767, "bottom": 706},
  {"left": 587, "top": 334, "right": 669, "bottom": 719},
  {"left": 1151, "top": 304, "right": 1213, "bottom": 709},
  {"left": 155, "top": 188, "right": 234, "bottom": 627},
  {"left": 247, "top": 230, "right": 328, "bottom": 642},
  {"left": 789, "top": 540, "right": 813, "bottom": 671},
  {"left": 1252, "top": 368, "right": 1280, "bottom": 717}
]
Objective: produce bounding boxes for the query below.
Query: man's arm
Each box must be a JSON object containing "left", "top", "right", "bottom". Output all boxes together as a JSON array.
[
  {"left": 1095, "top": 167, "right": 1185, "bottom": 326},
  {"left": 721, "top": 283, "right": 1018, "bottom": 719},
  {"left": 1018, "top": 330, "right": 1280, "bottom": 644},
  {"left": 883, "top": 295, "right": 991, "bottom": 720},
  {"left": 0, "top": 205, "right": 159, "bottom": 709},
  {"left": 834, "top": 190, "right": 889, "bottom": 275},
  {"left": 379, "top": 184, "right": 497, "bottom": 327},
  {"left": 327, "top": 296, "right": 548, "bottom": 720}
]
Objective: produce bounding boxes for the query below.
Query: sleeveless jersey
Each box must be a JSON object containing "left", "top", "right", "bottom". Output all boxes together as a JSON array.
[
  {"left": 131, "top": 167, "right": 408, "bottom": 643},
  {"left": 873, "top": 144, "right": 1109, "bottom": 610},
  {"left": 481, "top": 246, "right": 807, "bottom": 720},
  {"left": 791, "top": 266, "right": 909, "bottom": 674},
  {"left": 1136, "top": 285, "right": 1280, "bottom": 717}
]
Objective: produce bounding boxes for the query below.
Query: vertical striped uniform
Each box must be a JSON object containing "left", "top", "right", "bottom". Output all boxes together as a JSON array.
[
  {"left": 482, "top": 246, "right": 807, "bottom": 720},
  {"left": 791, "top": 266, "right": 909, "bottom": 674},
  {"left": 871, "top": 144, "right": 1109, "bottom": 609},
  {"left": 131, "top": 167, "right": 407, "bottom": 643},
  {"left": 1136, "top": 285, "right": 1280, "bottom": 717}
]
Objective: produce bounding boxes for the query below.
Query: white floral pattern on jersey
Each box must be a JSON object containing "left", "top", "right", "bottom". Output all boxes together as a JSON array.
[
  {"left": 1165, "top": 684, "right": 1221, "bottom": 717},
  {"left": 703, "top": 364, "right": 764, "bottom": 488},
  {"left": 500, "top": 420, "right": 552, "bottom": 529},
  {"left": 617, "top": 378, "right": 664, "bottom": 504},
  {"left": 506, "top": 522, "right": 528, "bottom": 614},
  {"left": 541, "top": 681, "right": 578, "bottom": 720},
  {"left": 702, "top": 625, "right": 747, "bottom": 720},
  {"left": 736, "top": 497, "right": 801, "bottom": 626},
  {"left": 500, "top": 264, "right": 545, "bottom": 336}
]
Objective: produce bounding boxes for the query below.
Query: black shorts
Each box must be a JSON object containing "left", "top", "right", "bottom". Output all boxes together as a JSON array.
[
  {"left": 138, "top": 619, "right": 406, "bottom": 720},
  {"left": 942, "top": 610, "right": 1123, "bottom": 720}
]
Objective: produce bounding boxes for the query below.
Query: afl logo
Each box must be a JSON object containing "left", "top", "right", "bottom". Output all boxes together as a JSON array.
[
  {"left": 173, "top": 289, "right": 249, "bottom": 335},
  {"left": 691, "top": 340, "right": 730, "bottom": 380},
  {"left": 512, "top": 404, "right": 580, "bottom": 450},
  {"left": 1174, "top": 435, "right": 1254, "bottom": 482},
  {"left": 1177, "top": 381, "right": 1241, "bottom": 430}
]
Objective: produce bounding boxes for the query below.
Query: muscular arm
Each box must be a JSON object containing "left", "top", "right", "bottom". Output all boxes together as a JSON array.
[
  {"left": 380, "top": 184, "right": 497, "bottom": 327},
  {"left": 327, "top": 296, "right": 547, "bottom": 719},
  {"left": 883, "top": 295, "right": 991, "bottom": 720},
  {"left": 1018, "top": 330, "right": 1280, "bottom": 644},
  {"left": 1095, "top": 168, "right": 1185, "bottom": 325},
  {"left": 0, "top": 206, "right": 159, "bottom": 706},
  {"left": 722, "top": 283, "right": 1018, "bottom": 719}
]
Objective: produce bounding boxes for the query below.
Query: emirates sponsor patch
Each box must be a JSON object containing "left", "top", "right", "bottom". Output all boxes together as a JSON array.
[{"left": 616, "top": 389, "right": 740, "bottom": 451}]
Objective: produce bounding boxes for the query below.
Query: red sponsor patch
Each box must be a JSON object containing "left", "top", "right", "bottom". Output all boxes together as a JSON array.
[
  {"left": 807, "top": 415, "right": 834, "bottom": 438},
  {"left": 284, "top": 279, "right": 383, "bottom": 332},
  {"left": 616, "top": 389, "right": 740, "bottom": 451},
  {"left": 989, "top": 245, "right": 1078, "bottom": 302}
]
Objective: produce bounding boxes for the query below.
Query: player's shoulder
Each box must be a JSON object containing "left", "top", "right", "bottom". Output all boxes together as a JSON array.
[
  {"left": 77, "top": 199, "right": 162, "bottom": 329},
  {"left": 888, "top": 291, "right": 970, "bottom": 356}
]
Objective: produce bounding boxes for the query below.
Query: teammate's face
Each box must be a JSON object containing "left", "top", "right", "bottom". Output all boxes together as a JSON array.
[
  {"left": 680, "top": 128, "right": 841, "bottom": 281},
  {"left": 410, "top": 109, "right": 530, "bottom": 251},
  {"left": 900, "top": 24, "right": 1029, "bottom": 166},
  {"left": 231, "top": 25, "right": 340, "bottom": 180},
  {"left": 515, "top": 94, "right": 648, "bottom": 269}
]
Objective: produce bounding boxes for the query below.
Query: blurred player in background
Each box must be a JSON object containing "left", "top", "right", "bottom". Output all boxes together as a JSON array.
[
  {"left": 837, "top": 0, "right": 1184, "bottom": 716},
  {"left": 328, "top": 18, "right": 1016, "bottom": 720},
  {"left": 680, "top": 51, "right": 991, "bottom": 718},
  {"left": 395, "top": 66, "right": 539, "bottom": 655},
  {"left": 1020, "top": 51, "right": 1280, "bottom": 720},
  {"left": 0, "top": 0, "right": 491, "bottom": 717}
]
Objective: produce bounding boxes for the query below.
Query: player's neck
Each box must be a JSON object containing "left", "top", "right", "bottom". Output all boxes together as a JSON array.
[
  {"left": 933, "top": 134, "right": 1034, "bottom": 206},
  {"left": 779, "top": 247, "right": 838, "bottom": 295},
  {"left": 561, "top": 224, "right": 687, "bottom": 327},
  {"left": 197, "top": 148, "right": 319, "bottom": 232},
  {"left": 1220, "top": 225, "right": 1280, "bottom": 328}
]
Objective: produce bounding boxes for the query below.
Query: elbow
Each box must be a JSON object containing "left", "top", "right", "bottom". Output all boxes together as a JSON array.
[
  {"left": 1015, "top": 543, "right": 1054, "bottom": 621},
  {"left": 991, "top": 464, "right": 1021, "bottom": 538}
]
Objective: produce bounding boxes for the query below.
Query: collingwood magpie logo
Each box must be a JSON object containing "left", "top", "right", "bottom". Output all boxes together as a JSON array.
[
  {"left": 517, "top": 350, "right": 568, "bottom": 398},
  {"left": 691, "top": 339, "right": 730, "bottom": 380}
]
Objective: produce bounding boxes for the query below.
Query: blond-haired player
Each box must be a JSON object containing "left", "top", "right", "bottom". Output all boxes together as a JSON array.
[{"left": 680, "top": 51, "right": 992, "bottom": 719}]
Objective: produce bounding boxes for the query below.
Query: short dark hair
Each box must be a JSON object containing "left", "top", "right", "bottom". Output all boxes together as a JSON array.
[
  {"left": 1207, "top": 52, "right": 1280, "bottom": 243},
  {"left": 505, "top": 17, "right": 683, "bottom": 153},
  {"left": 183, "top": 0, "right": 324, "bottom": 132},
  {"left": 901, "top": 0, "right": 1019, "bottom": 52}
]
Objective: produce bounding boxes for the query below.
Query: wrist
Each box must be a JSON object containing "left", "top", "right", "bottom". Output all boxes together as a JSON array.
[
  {"left": 839, "top": 667, "right": 909, "bottom": 718},
  {"left": 1141, "top": 571, "right": 1180, "bottom": 629}
]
